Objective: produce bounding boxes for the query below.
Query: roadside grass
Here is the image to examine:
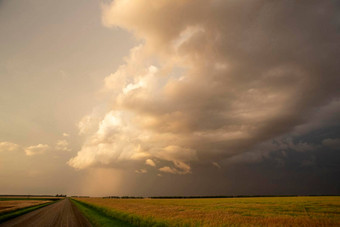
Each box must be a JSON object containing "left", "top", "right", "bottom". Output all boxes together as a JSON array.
[
  {"left": 0, "top": 201, "right": 54, "bottom": 223},
  {"left": 75, "top": 196, "right": 340, "bottom": 226},
  {"left": 71, "top": 199, "right": 136, "bottom": 227}
]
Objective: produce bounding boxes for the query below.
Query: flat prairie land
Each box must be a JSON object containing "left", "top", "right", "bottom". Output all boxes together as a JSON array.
[
  {"left": 0, "top": 196, "right": 61, "bottom": 201},
  {"left": 75, "top": 196, "right": 340, "bottom": 226},
  {"left": 0, "top": 200, "right": 50, "bottom": 214}
]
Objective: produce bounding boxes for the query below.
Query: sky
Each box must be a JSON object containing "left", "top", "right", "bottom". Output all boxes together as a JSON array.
[{"left": 0, "top": 0, "right": 339, "bottom": 196}]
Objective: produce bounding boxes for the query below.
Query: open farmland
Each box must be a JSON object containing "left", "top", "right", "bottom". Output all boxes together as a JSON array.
[
  {"left": 0, "top": 197, "right": 60, "bottom": 223},
  {"left": 0, "top": 200, "right": 50, "bottom": 214},
  {"left": 74, "top": 196, "right": 340, "bottom": 226}
]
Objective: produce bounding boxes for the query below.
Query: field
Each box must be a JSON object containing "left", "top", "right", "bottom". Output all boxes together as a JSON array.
[
  {"left": 74, "top": 196, "right": 340, "bottom": 226},
  {"left": 0, "top": 200, "right": 49, "bottom": 213},
  {"left": 0, "top": 197, "right": 58, "bottom": 223}
]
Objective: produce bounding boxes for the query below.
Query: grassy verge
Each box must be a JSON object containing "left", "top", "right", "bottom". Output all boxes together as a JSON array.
[
  {"left": 0, "top": 201, "right": 54, "bottom": 223},
  {"left": 71, "top": 199, "right": 166, "bottom": 227}
]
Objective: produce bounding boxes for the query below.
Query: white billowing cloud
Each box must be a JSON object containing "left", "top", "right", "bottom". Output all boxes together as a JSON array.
[
  {"left": 78, "top": 114, "right": 101, "bottom": 135},
  {"left": 25, "top": 144, "right": 49, "bottom": 156},
  {"left": 55, "top": 139, "right": 71, "bottom": 152},
  {"left": 145, "top": 159, "right": 156, "bottom": 167},
  {"left": 68, "top": 111, "right": 150, "bottom": 169},
  {"left": 69, "top": 0, "right": 339, "bottom": 174},
  {"left": 0, "top": 142, "right": 20, "bottom": 152},
  {"left": 69, "top": 109, "right": 195, "bottom": 171}
]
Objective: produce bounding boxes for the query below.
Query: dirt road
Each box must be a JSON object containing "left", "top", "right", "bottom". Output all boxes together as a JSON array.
[{"left": 0, "top": 198, "right": 91, "bottom": 227}]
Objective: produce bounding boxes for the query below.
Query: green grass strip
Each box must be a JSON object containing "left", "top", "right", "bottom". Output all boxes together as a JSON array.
[
  {"left": 71, "top": 199, "right": 194, "bottom": 227},
  {"left": 0, "top": 201, "right": 54, "bottom": 223},
  {"left": 71, "top": 199, "right": 200, "bottom": 227},
  {"left": 71, "top": 199, "right": 135, "bottom": 227}
]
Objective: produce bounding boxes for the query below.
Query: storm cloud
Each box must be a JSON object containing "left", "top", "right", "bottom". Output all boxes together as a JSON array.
[{"left": 68, "top": 0, "right": 340, "bottom": 183}]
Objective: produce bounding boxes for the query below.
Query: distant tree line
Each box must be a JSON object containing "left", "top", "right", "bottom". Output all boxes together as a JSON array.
[
  {"left": 70, "top": 196, "right": 90, "bottom": 198},
  {"left": 103, "top": 196, "right": 144, "bottom": 199},
  {"left": 55, "top": 194, "right": 66, "bottom": 197}
]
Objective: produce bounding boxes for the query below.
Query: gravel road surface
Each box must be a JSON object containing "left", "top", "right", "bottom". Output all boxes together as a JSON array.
[{"left": 0, "top": 198, "right": 91, "bottom": 227}]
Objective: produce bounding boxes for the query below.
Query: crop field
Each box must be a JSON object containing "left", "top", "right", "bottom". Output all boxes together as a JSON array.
[
  {"left": 0, "top": 200, "right": 49, "bottom": 214},
  {"left": 75, "top": 196, "right": 340, "bottom": 226},
  {"left": 0, "top": 197, "right": 58, "bottom": 223}
]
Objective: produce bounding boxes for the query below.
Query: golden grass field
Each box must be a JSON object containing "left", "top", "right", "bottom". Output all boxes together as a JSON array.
[
  {"left": 76, "top": 196, "right": 340, "bottom": 226},
  {"left": 0, "top": 200, "right": 50, "bottom": 214}
]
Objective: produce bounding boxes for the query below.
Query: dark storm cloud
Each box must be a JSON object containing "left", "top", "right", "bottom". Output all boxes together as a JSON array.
[{"left": 69, "top": 0, "right": 340, "bottom": 195}]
